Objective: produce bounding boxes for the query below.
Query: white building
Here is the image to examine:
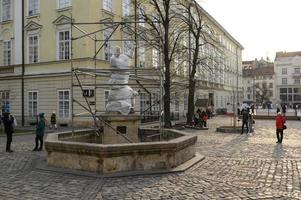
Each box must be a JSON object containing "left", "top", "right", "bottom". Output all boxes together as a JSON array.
[{"left": 274, "top": 51, "right": 301, "bottom": 107}]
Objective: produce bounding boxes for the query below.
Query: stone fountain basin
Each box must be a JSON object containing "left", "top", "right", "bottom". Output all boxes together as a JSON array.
[{"left": 45, "top": 129, "right": 197, "bottom": 174}]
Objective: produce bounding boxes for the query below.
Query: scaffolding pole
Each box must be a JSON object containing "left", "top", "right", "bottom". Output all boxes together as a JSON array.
[{"left": 69, "top": 8, "right": 163, "bottom": 143}]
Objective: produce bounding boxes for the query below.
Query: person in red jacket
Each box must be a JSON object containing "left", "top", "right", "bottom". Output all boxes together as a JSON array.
[{"left": 276, "top": 112, "right": 286, "bottom": 143}]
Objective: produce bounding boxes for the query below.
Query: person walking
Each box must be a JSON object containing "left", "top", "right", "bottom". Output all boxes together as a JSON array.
[
  {"left": 33, "top": 113, "right": 46, "bottom": 151},
  {"left": 241, "top": 109, "right": 249, "bottom": 134},
  {"left": 276, "top": 112, "right": 286, "bottom": 143},
  {"left": 201, "top": 111, "right": 208, "bottom": 127},
  {"left": 282, "top": 104, "right": 286, "bottom": 116},
  {"left": 2, "top": 112, "right": 14, "bottom": 152},
  {"left": 50, "top": 112, "right": 57, "bottom": 129}
]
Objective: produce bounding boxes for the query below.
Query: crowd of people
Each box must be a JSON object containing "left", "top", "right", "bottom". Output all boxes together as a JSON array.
[
  {"left": 240, "top": 108, "right": 254, "bottom": 134},
  {"left": 193, "top": 108, "right": 210, "bottom": 128},
  {"left": 0, "top": 112, "right": 57, "bottom": 153},
  {"left": 239, "top": 104, "right": 287, "bottom": 144}
]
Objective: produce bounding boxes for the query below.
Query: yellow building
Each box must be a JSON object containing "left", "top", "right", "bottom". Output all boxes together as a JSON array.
[{"left": 0, "top": 0, "right": 243, "bottom": 126}]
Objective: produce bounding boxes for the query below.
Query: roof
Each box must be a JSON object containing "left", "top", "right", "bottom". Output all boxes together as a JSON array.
[
  {"left": 242, "top": 61, "right": 254, "bottom": 65},
  {"left": 276, "top": 51, "right": 301, "bottom": 58},
  {"left": 243, "top": 65, "right": 274, "bottom": 77}
]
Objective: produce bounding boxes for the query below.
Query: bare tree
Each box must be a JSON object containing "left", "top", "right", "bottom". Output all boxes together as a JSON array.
[
  {"left": 256, "top": 82, "right": 272, "bottom": 106},
  {"left": 129, "top": 0, "right": 185, "bottom": 127},
  {"left": 176, "top": 0, "right": 222, "bottom": 124}
]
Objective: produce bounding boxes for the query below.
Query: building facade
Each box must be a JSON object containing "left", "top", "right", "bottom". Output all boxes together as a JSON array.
[
  {"left": 274, "top": 51, "right": 301, "bottom": 107},
  {"left": 242, "top": 59, "right": 275, "bottom": 106},
  {"left": 0, "top": 0, "right": 243, "bottom": 126}
]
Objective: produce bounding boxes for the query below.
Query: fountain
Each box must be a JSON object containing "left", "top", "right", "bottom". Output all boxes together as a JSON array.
[{"left": 45, "top": 47, "right": 198, "bottom": 174}]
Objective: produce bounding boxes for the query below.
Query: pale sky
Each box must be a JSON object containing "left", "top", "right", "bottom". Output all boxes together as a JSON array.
[{"left": 198, "top": 0, "right": 301, "bottom": 61}]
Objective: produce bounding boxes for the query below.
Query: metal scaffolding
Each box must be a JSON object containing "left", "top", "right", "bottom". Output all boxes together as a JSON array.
[{"left": 69, "top": 13, "right": 164, "bottom": 143}]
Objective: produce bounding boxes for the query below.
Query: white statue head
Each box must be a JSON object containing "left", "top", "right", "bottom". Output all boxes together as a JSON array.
[{"left": 114, "top": 46, "right": 121, "bottom": 57}]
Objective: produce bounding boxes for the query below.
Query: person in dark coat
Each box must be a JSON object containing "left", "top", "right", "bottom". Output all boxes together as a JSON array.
[
  {"left": 2, "top": 112, "right": 14, "bottom": 152},
  {"left": 251, "top": 104, "right": 255, "bottom": 114},
  {"left": 241, "top": 109, "right": 249, "bottom": 134},
  {"left": 282, "top": 104, "right": 286, "bottom": 116},
  {"left": 201, "top": 111, "right": 208, "bottom": 127},
  {"left": 33, "top": 113, "right": 46, "bottom": 151},
  {"left": 50, "top": 112, "right": 57, "bottom": 129},
  {"left": 276, "top": 112, "right": 286, "bottom": 143},
  {"left": 276, "top": 106, "right": 280, "bottom": 114}
]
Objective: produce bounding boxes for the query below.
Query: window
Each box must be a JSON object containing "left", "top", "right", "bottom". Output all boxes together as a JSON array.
[
  {"left": 269, "top": 90, "right": 273, "bottom": 97},
  {"left": 122, "top": 0, "right": 131, "bottom": 17},
  {"left": 0, "top": 91, "right": 10, "bottom": 114},
  {"left": 103, "top": 0, "right": 113, "bottom": 12},
  {"left": 282, "top": 68, "right": 287, "bottom": 75},
  {"left": 295, "top": 67, "right": 300, "bottom": 74},
  {"left": 282, "top": 78, "right": 287, "bottom": 85},
  {"left": 247, "top": 94, "right": 251, "bottom": 100},
  {"left": 28, "top": 0, "right": 39, "bottom": 15},
  {"left": 140, "top": 93, "right": 146, "bottom": 115},
  {"left": 104, "top": 90, "right": 110, "bottom": 108},
  {"left": 28, "top": 91, "right": 38, "bottom": 117},
  {"left": 3, "top": 41, "right": 11, "bottom": 66},
  {"left": 2, "top": 0, "right": 12, "bottom": 21},
  {"left": 184, "top": 93, "right": 188, "bottom": 111},
  {"left": 294, "top": 78, "right": 300, "bottom": 85},
  {"left": 138, "top": 5, "right": 145, "bottom": 27},
  {"left": 58, "top": 0, "right": 71, "bottom": 9},
  {"left": 28, "top": 35, "right": 39, "bottom": 63},
  {"left": 152, "top": 93, "right": 160, "bottom": 112},
  {"left": 174, "top": 93, "right": 179, "bottom": 112},
  {"left": 58, "top": 90, "right": 70, "bottom": 118},
  {"left": 174, "top": 56, "right": 180, "bottom": 74},
  {"left": 104, "top": 29, "right": 113, "bottom": 61},
  {"left": 280, "top": 88, "right": 287, "bottom": 93},
  {"left": 139, "top": 45, "right": 145, "bottom": 68},
  {"left": 122, "top": 33, "right": 132, "bottom": 56},
  {"left": 269, "top": 83, "right": 273, "bottom": 88},
  {"left": 83, "top": 89, "right": 94, "bottom": 97},
  {"left": 58, "top": 30, "right": 70, "bottom": 60},
  {"left": 152, "top": 49, "right": 159, "bottom": 68}
]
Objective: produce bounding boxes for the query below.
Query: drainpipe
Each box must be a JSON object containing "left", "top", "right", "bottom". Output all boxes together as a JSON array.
[{"left": 21, "top": 0, "right": 25, "bottom": 126}]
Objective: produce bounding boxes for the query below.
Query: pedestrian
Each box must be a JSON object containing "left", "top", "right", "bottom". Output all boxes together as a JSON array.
[
  {"left": 251, "top": 104, "right": 255, "bottom": 114},
  {"left": 241, "top": 109, "right": 249, "bottom": 134},
  {"left": 276, "top": 106, "right": 280, "bottom": 114},
  {"left": 193, "top": 113, "right": 199, "bottom": 127},
  {"left": 294, "top": 104, "right": 298, "bottom": 116},
  {"left": 1, "top": 112, "right": 14, "bottom": 152},
  {"left": 282, "top": 104, "right": 286, "bottom": 116},
  {"left": 275, "top": 112, "right": 286, "bottom": 144},
  {"left": 202, "top": 111, "right": 208, "bottom": 127},
  {"left": 50, "top": 112, "right": 57, "bottom": 129},
  {"left": 248, "top": 112, "right": 254, "bottom": 133},
  {"left": 33, "top": 113, "right": 46, "bottom": 151}
]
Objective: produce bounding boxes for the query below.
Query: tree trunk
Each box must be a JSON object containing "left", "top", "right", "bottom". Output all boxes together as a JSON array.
[
  {"left": 186, "top": 38, "right": 199, "bottom": 125},
  {"left": 187, "top": 78, "right": 196, "bottom": 125},
  {"left": 164, "top": 67, "right": 171, "bottom": 128},
  {"left": 163, "top": 15, "right": 172, "bottom": 128}
]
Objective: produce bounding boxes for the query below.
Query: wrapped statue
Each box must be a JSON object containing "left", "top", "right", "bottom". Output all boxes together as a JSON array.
[{"left": 106, "top": 47, "right": 138, "bottom": 115}]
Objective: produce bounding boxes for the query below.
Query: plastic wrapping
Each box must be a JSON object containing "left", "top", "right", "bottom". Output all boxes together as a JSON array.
[{"left": 106, "top": 50, "right": 138, "bottom": 115}]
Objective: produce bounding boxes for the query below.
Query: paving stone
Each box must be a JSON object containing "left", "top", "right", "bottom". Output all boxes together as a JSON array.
[{"left": 1, "top": 117, "right": 301, "bottom": 199}]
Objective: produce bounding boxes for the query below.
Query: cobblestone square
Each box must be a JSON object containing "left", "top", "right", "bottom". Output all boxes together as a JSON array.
[{"left": 1, "top": 117, "right": 301, "bottom": 199}]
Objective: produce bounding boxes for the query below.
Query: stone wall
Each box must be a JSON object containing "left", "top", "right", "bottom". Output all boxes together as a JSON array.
[{"left": 45, "top": 129, "right": 197, "bottom": 174}]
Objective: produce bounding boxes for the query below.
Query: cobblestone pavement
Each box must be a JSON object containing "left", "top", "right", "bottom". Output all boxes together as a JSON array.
[{"left": 1, "top": 117, "right": 301, "bottom": 199}]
